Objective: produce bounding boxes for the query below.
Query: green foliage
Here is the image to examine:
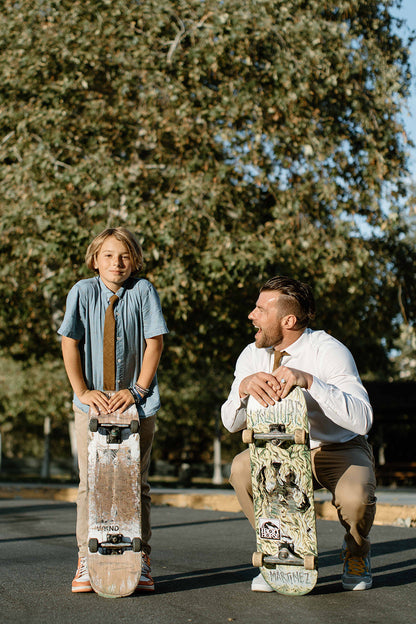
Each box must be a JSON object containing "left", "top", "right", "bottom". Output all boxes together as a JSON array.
[
  {"left": 0, "top": 356, "right": 71, "bottom": 458},
  {"left": 0, "top": 0, "right": 415, "bottom": 465}
]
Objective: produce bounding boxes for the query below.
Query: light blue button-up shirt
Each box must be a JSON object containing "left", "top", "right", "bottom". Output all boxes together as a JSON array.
[{"left": 58, "top": 276, "right": 168, "bottom": 417}]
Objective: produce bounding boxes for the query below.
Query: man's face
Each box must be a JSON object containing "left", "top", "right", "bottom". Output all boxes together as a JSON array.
[{"left": 248, "top": 290, "right": 284, "bottom": 349}]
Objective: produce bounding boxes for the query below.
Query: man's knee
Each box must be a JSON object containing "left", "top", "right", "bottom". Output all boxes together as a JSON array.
[
  {"left": 335, "top": 478, "right": 376, "bottom": 516},
  {"left": 229, "top": 450, "right": 250, "bottom": 488}
]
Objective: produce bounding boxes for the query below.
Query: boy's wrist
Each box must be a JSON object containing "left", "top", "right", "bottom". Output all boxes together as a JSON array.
[
  {"left": 129, "top": 384, "right": 150, "bottom": 403},
  {"left": 135, "top": 383, "right": 149, "bottom": 397}
]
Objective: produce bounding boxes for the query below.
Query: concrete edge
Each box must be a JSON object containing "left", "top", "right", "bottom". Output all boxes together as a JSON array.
[{"left": 1, "top": 484, "right": 415, "bottom": 527}]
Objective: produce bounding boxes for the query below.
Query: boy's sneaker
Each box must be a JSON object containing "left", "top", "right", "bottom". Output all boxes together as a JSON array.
[
  {"left": 341, "top": 544, "right": 372, "bottom": 591},
  {"left": 72, "top": 557, "right": 93, "bottom": 593},
  {"left": 136, "top": 553, "right": 155, "bottom": 592},
  {"left": 251, "top": 572, "right": 273, "bottom": 592}
]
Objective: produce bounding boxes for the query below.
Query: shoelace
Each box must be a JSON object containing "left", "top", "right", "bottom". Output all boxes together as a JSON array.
[
  {"left": 77, "top": 558, "right": 88, "bottom": 577},
  {"left": 344, "top": 553, "right": 367, "bottom": 576},
  {"left": 142, "top": 554, "right": 151, "bottom": 575}
]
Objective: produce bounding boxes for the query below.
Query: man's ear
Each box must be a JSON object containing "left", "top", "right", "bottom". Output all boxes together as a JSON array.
[{"left": 282, "top": 314, "right": 298, "bottom": 329}]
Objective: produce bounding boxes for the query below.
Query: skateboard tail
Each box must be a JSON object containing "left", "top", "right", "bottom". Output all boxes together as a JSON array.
[
  {"left": 261, "top": 566, "right": 318, "bottom": 596},
  {"left": 89, "top": 551, "right": 142, "bottom": 598}
]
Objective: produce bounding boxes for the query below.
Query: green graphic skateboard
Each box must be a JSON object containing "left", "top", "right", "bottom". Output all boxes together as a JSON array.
[
  {"left": 87, "top": 395, "right": 142, "bottom": 598},
  {"left": 243, "top": 386, "right": 318, "bottom": 595}
]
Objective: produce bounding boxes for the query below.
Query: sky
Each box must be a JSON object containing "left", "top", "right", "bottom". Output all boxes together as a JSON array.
[{"left": 395, "top": 0, "right": 416, "bottom": 176}]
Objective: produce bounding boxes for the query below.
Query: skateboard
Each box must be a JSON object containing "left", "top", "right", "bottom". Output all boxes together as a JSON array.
[
  {"left": 243, "top": 386, "right": 318, "bottom": 595},
  {"left": 87, "top": 394, "right": 142, "bottom": 598}
]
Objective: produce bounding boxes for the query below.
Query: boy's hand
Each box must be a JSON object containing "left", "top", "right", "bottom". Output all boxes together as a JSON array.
[
  {"left": 108, "top": 389, "right": 135, "bottom": 413},
  {"left": 78, "top": 390, "right": 110, "bottom": 415}
]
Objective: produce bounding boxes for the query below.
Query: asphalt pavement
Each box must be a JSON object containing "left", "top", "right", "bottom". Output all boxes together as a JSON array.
[{"left": 0, "top": 495, "right": 415, "bottom": 624}]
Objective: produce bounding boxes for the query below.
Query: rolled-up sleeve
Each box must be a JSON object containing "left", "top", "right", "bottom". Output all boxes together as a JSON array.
[
  {"left": 221, "top": 345, "right": 264, "bottom": 433},
  {"left": 308, "top": 340, "right": 373, "bottom": 436}
]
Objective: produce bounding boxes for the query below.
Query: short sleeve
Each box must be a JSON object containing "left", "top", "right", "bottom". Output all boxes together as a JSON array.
[
  {"left": 140, "top": 282, "right": 169, "bottom": 340},
  {"left": 57, "top": 284, "right": 85, "bottom": 340}
]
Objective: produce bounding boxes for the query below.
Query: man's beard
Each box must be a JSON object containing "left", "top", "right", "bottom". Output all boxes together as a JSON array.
[{"left": 254, "top": 325, "right": 283, "bottom": 349}]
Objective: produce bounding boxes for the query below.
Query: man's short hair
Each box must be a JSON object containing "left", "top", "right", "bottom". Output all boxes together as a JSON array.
[{"left": 260, "top": 276, "right": 315, "bottom": 329}]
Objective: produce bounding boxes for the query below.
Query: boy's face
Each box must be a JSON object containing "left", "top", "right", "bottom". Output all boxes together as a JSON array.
[{"left": 93, "top": 235, "right": 133, "bottom": 292}]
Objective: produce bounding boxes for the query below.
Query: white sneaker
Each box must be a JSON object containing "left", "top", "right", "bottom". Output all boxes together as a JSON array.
[
  {"left": 72, "top": 557, "right": 92, "bottom": 593},
  {"left": 251, "top": 572, "right": 274, "bottom": 592}
]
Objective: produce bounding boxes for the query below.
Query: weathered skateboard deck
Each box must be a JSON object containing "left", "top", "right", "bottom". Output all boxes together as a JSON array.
[
  {"left": 243, "top": 386, "right": 318, "bottom": 595},
  {"left": 87, "top": 395, "right": 142, "bottom": 598}
]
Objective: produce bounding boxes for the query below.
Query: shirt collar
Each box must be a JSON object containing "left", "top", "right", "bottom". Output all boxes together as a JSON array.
[
  {"left": 266, "top": 327, "right": 311, "bottom": 357},
  {"left": 283, "top": 327, "right": 311, "bottom": 356},
  {"left": 98, "top": 276, "right": 127, "bottom": 301}
]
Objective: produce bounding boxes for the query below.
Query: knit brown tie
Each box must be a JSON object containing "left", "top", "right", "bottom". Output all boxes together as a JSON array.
[
  {"left": 273, "top": 350, "right": 288, "bottom": 370},
  {"left": 103, "top": 294, "right": 119, "bottom": 391}
]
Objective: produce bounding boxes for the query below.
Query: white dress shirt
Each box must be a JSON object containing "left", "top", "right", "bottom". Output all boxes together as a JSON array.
[{"left": 221, "top": 328, "right": 373, "bottom": 449}]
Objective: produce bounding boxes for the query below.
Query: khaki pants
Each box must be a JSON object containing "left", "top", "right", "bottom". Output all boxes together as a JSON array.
[
  {"left": 230, "top": 435, "right": 376, "bottom": 556},
  {"left": 73, "top": 405, "right": 156, "bottom": 557}
]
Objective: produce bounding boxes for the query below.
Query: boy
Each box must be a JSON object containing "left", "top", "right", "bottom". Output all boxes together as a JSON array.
[{"left": 58, "top": 226, "right": 168, "bottom": 593}]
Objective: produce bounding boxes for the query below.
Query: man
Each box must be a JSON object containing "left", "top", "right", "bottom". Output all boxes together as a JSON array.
[{"left": 221, "top": 276, "right": 376, "bottom": 592}]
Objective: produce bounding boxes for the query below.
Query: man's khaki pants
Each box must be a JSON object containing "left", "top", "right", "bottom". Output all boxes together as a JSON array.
[
  {"left": 230, "top": 435, "right": 377, "bottom": 556},
  {"left": 73, "top": 405, "right": 155, "bottom": 557}
]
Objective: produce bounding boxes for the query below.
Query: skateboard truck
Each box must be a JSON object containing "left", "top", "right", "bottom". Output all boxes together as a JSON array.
[
  {"left": 89, "top": 418, "right": 140, "bottom": 441},
  {"left": 107, "top": 426, "right": 122, "bottom": 444},
  {"left": 242, "top": 426, "right": 307, "bottom": 445},
  {"left": 88, "top": 535, "right": 142, "bottom": 555},
  {"left": 253, "top": 546, "right": 316, "bottom": 570}
]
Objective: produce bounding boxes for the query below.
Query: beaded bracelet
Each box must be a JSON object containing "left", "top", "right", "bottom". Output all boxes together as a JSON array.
[
  {"left": 129, "top": 384, "right": 150, "bottom": 403},
  {"left": 135, "top": 383, "right": 150, "bottom": 397},
  {"left": 128, "top": 387, "right": 142, "bottom": 403}
]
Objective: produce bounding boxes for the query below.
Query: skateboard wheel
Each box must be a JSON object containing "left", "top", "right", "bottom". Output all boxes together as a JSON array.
[
  {"left": 252, "top": 552, "right": 264, "bottom": 567},
  {"left": 242, "top": 429, "right": 254, "bottom": 444},
  {"left": 89, "top": 418, "right": 98, "bottom": 433},
  {"left": 130, "top": 419, "right": 139, "bottom": 434},
  {"left": 132, "top": 537, "right": 142, "bottom": 552},
  {"left": 294, "top": 429, "right": 307, "bottom": 444},
  {"left": 304, "top": 555, "right": 316, "bottom": 570},
  {"left": 88, "top": 538, "right": 99, "bottom": 553}
]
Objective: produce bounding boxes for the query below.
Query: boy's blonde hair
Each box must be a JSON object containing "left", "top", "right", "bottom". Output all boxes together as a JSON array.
[{"left": 85, "top": 227, "right": 144, "bottom": 275}]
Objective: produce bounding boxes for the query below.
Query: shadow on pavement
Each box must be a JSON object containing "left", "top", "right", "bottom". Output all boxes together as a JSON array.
[{"left": 154, "top": 564, "right": 253, "bottom": 593}]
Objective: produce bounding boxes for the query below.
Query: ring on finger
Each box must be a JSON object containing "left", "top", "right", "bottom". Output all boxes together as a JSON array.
[{"left": 280, "top": 378, "right": 286, "bottom": 384}]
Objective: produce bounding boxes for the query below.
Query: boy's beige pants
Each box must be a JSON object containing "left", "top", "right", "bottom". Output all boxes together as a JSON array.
[
  {"left": 73, "top": 404, "right": 155, "bottom": 557},
  {"left": 230, "top": 435, "right": 377, "bottom": 556}
]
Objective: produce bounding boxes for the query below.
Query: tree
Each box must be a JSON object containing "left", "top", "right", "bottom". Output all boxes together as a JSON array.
[{"left": 0, "top": 0, "right": 415, "bottom": 466}]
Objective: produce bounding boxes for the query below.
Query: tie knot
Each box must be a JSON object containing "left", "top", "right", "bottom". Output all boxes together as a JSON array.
[{"left": 109, "top": 294, "right": 119, "bottom": 305}]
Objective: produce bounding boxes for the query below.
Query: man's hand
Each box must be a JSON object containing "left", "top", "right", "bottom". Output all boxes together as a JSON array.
[
  {"left": 239, "top": 367, "right": 313, "bottom": 406},
  {"left": 272, "top": 366, "right": 313, "bottom": 399},
  {"left": 239, "top": 372, "right": 281, "bottom": 407}
]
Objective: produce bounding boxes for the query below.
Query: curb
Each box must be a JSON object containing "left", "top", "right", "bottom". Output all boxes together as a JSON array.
[{"left": 1, "top": 484, "right": 415, "bottom": 527}]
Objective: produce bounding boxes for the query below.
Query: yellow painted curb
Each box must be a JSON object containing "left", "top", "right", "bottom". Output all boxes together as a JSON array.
[{"left": 1, "top": 486, "right": 415, "bottom": 527}]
